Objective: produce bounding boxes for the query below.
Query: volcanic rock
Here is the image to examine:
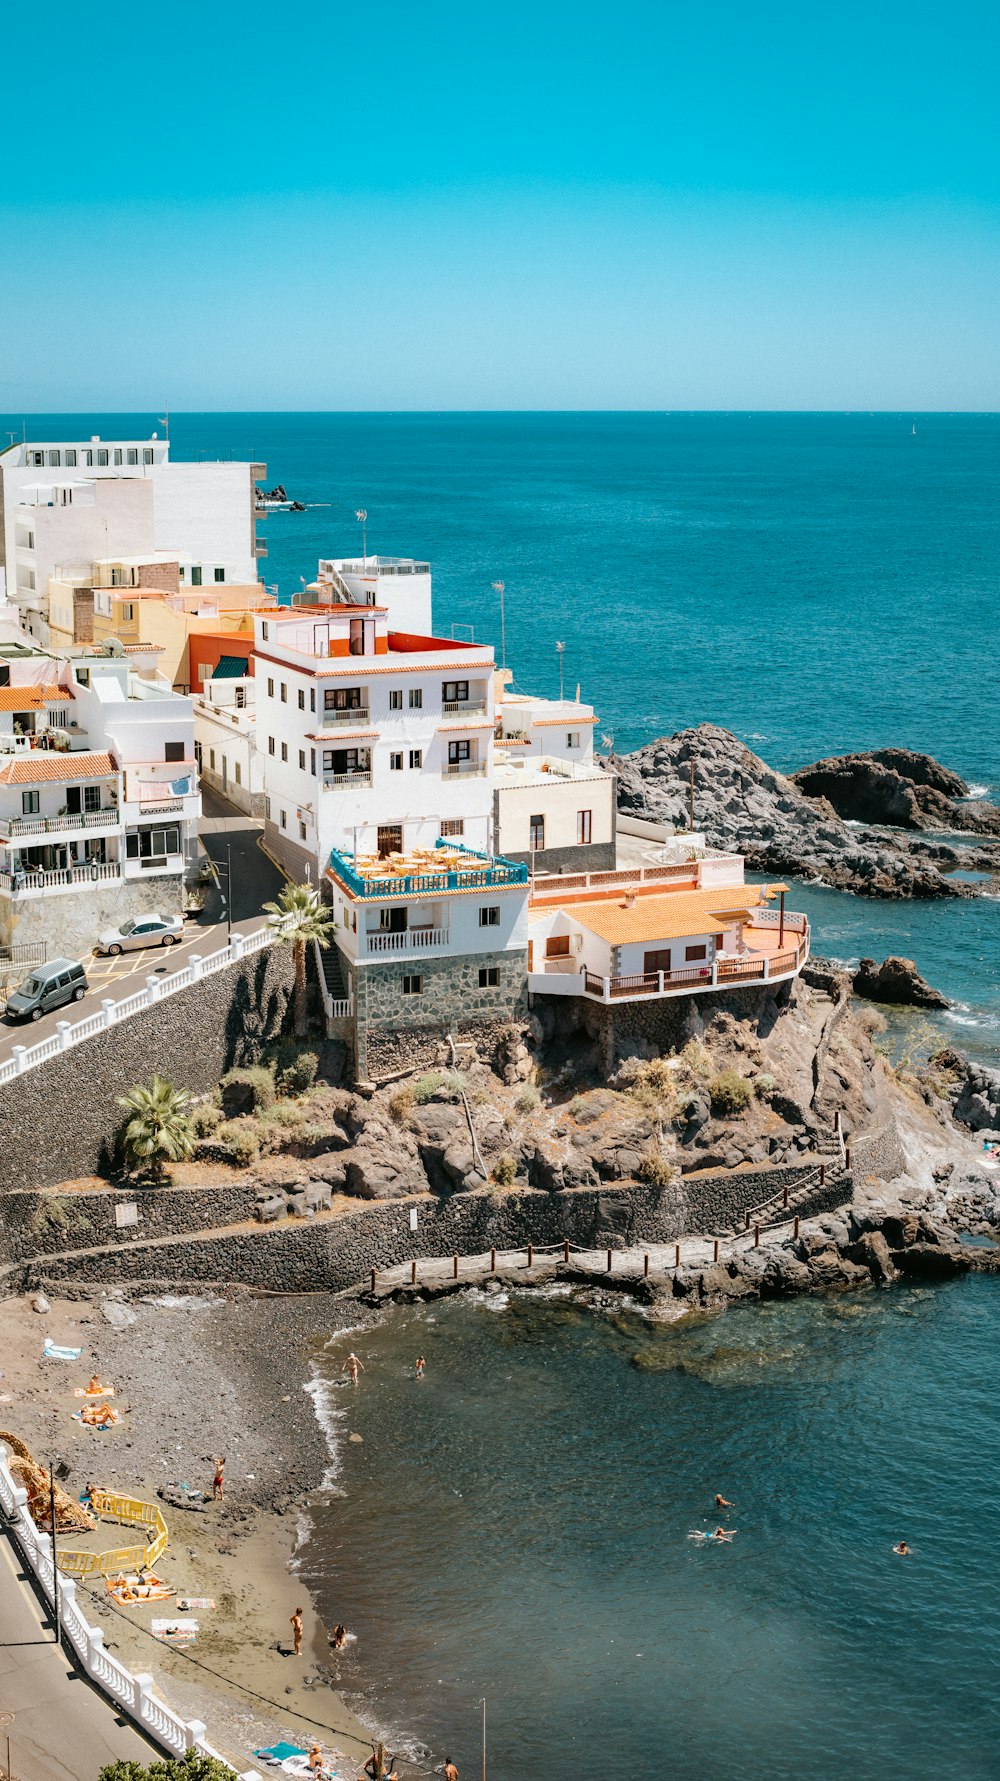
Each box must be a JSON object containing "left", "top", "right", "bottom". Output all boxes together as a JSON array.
[{"left": 852, "top": 956, "right": 949, "bottom": 1009}]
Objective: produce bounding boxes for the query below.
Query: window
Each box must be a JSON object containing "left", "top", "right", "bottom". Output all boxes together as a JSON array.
[
  {"left": 279, "top": 809, "right": 287, "bottom": 829},
  {"left": 298, "top": 689, "right": 305, "bottom": 710},
  {"left": 21, "top": 791, "right": 39, "bottom": 815},
  {"left": 280, "top": 742, "right": 288, "bottom": 762},
  {"left": 235, "top": 687, "right": 246, "bottom": 709},
  {"left": 209, "top": 748, "right": 216, "bottom": 771},
  {"left": 126, "top": 823, "right": 180, "bottom": 860},
  {"left": 546, "top": 934, "right": 570, "bottom": 957},
  {"left": 48, "top": 709, "right": 67, "bottom": 728},
  {"left": 390, "top": 752, "right": 403, "bottom": 771},
  {"left": 577, "top": 809, "right": 592, "bottom": 845},
  {"left": 48, "top": 450, "right": 61, "bottom": 466},
  {"left": 566, "top": 731, "right": 580, "bottom": 749},
  {"left": 164, "top": 741, "right": 185, "bottom": 762},
  {"left": 408, "top": 688, "right": 422, "bottom": 709},
  {"left": 378, "top": 824, "right": 403, "bottom": 858},
  {"left": 83, "top": 448, "right": 93, "bottom": 467},
  {"left": 479, "top": 966, "right": 500, "bottom": 988},
  {"left": 298, "top": 749, "right": 306, "bottom": 771},
  {"left": 267, "top": 677, "right": 274, "bottom": 698},
  {"left": 65, "top": 449, "right": 77, "bottom": 467},
  {"left": 268, "top": 736, "right": 275, "bottom": 756},
  {"left": 324, "top": 686, "right": 364, "bottom": 711},
  {"left": 644, "top": 949, "right": 672, "bottom": 975},
  {"left": 309, "top": 689, "right": 315, "bottom": 711},
  {"left": 299, "top": 821, "right": 307, "bottom": 841},
  {"left": 191, "top": 566, "right": 202, "bottom": 586},
  {"left": 440, "top": 818, "right": 464, "bottom": 837},
  {"left": 214, "top": 567, "right": 225, "bottom": 583},
  {"left": 310, "top": 749, "right": 316, "bottom": 776},
  {"left": 529, "top": 814, "right": 545, "bottom": 851},
  {"left": 389, "top": 689, "right": 403, "bottom": 710},
  {"left": 143, "top": 448, "right": 153, "bottom": 465},
  {"left": 448, "top": 740, "right": 471, "bottom": 763},
  {"left": 479, "top": 906, "right": 500, "bottom": 927},
  {"left": 349, "top": 617, "right": 368, "bottom": 656},
  {"left": 97, "top": 449, "right": 109, "bottom": 466},
  {"left": 280, "top": 682, "right": 287, "bottom": 703},
  {"left": 113, "top": 448, "right": 123, "bottom": 466},
  {"left": 685, "top": 944, "right": 708, "bottom": 962},
  {"left": 442, "top": 680, "right": 469, "bottom": 703},
  {"left": 234, "top": 762, "right": 242, "bottom": 785},
  {"left": 84, "top": 784, "right": 101, "bottom": 812},
  {"left": 121, "top": 602, "right": 135, "bottom": 621},
  {"left": 402, "top": 974, "right": 423, "bottom": 996},
  {"left": 409, "top": 749, "right": 423, "bottom": 770},
  {"left": 261, "top": 622, "right": 269, "bottom": 641},
  {"left": 126, "top": 448, "right": 138, "bottom": 465}
]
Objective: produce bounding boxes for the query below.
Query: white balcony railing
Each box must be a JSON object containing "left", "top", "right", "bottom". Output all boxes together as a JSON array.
[
  {"left": 322, "top": 771, "right": 373, "bottom": 789},
  {"left": 363, "top": 926, "right": 450, "bottom": 956},
  {"left": 321, "top": 706, "right": 370, "bottom": 725},
  {"left": 442, "top": 699, "right": 488, "bottom": 717},
  {"left": 0, "top": 808, "right": 119, "bottom": 840},
  {"left": 0, "top": 861, "right": 122, "bottom": 895},
  {"left": 441, "top": 760, "right": 486, "bottom": 779}
]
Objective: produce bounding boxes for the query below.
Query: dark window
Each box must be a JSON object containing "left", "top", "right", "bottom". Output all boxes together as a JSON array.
[
  {"left": 479, "top": 906, "right": 500, "bottom": 927},
  {"left": 191, "top": 566, "right": 202, "bottom": 586},
  {"left": 325, "top": 686, "right": 363, "bottom": 711},
  {"left": 390, "top": 752, "right": 403, "bottom": 770},
  {"left": 529, "top": 814, "right": 545, "bottom": 850},
  {"left": 214, "top": 567, "right": 225, "bottom": 582},
  {"left": 268, "top": 736, "right": 275, "bottom": 755},
  {"left": 267, "top": 677, "right": 274, "bottom": 697},
  {"left": 280, "top": 682, "right": 287, "bottom": 702},
  {"left": 479, "top": 966, "right": 500, "bottom": 988},
  {"left": 546, "top": 934, "right": 570, "bottom": 957},
  {"left": 21, "top": 791, "right": 39, "bottom": 815},
  {"left": 379, "top": 906, "right": 408, "bottom": 932},
  {"left": 644, "top": 949, "right": 672, "bottom": 974},
  {"left": 298, "top": 749, "right": 306, "bottom": 770},
  {"left": 685, "top": 944, "right": 708, "bottom": 962},
  {"left": 378, "top": 825, "right": 402, "bottom": 858},
  {"left": 443, "top": 680, "right": 469, "bottom": 702},
  {"left": 408, "top": 688, "right": 422, "bottom": 709},
  {"left": 310, "top": 749, "right": 316, "bottom": 776},
  {"left": 310, "top": 688, "right": 315, "bottom": 712},
  {"left": 281, "top": 742, "right": 288, "bottom": 762},
  {"left": 448, "top": 740, "right": 471, "bottom": 764},
  {"left": 126, "top": 823, "right": 180, "bottom": 859},
  {"left": 389, "top": 689, "right": 403, "bottom": 710},
  {"left": 164, "top": 741, "right": 185, "bottom": 762},
  {"left": 409, "top": 749, "right": 422, "bottom": 769},
  {"left": 298, "top": 689, "right": 305, "bottom": 710},
  {"left": 402, "top": 974, "right": 423, "bottom": 995},
  {"left": 84, "top": 785, "right": 101, "bottom": 813}
]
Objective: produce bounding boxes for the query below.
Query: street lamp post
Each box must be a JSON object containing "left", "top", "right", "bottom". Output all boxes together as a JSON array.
[
  {"left": 491, "top": 582, "right": 506, "bottom": 669},
  {"left": 355, "top": 509, "right": 368, "bottom": 567},
  {"left": 555, "top": 640, "right": 565, "bottom": 702}
]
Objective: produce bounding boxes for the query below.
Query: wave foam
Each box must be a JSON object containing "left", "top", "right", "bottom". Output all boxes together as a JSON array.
[{"left": 965, "top": 785, "right": 991, "bottom": 799}]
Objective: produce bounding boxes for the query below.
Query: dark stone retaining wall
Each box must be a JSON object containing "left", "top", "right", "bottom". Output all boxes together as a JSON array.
[
  {"left": 851, "top": 1121, "right": 905, "bottom": 1182},
  {"left": 534, "top": 982, "right": 796, "bottom": 1070},
  {"left": 0, "top": 1183, "right": 259, "bottom": 1266},
  {"left": 15, "top": 1165, "right": 852, "bottom": 1295},
  {"left": 0, "top": 947, "right": 294, "bottom": 1193}
]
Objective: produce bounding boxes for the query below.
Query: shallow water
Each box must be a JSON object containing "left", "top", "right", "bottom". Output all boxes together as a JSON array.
[{"left": 301, "top": 1280, "right": 1000, "bottom": 1779}]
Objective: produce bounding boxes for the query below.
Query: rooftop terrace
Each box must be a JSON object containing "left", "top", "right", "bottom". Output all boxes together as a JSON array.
[{"left": 328, "top": 838, "right": 528, "bottom": 900}]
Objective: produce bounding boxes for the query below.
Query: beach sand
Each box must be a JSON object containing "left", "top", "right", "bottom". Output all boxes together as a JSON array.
[{"left": 0, "top": 1288, "right": 389, "bottom": 1778}]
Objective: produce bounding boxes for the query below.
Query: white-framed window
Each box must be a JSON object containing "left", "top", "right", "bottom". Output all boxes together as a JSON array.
[
  {"left": 84, "top": 449, "right": 93, "bottom": 467},
  {"left": 577, "top": 809, "right": 592, "bottom": 845},
  {"left": 409, "top": 749, "right": 422, "bottom": 770},
  {"left": 390, "top": 752, "right": 403, "bottom": 770},
  {"left": 409, "top": 688, "right": 422, "bottom": 709},
  {"left": 479, "top": 966, "right": 500, "bottom": 988},
  {"left": 191, "top": 566, "right": 202, "bottom": 586},
  {"left": 479, "top": 906, "right": 500, "bottom": 926},
  {"left": 48, "top": 709, "right": 67, "bottom": 728},
  {"left": 402, "top": 974, "right": 423, "bottom": 995},
  {"left": 21, "top": 790, "right": 39, "bottom": 815},
  {"left": 48, "top": 449, "right": 60, "bottom": 465},
  {"left": 214, "top": 567, "right": 225, "bottom": 583},
  {"left": 27, "top": 450, "right": 43, "bottom": 466},
  {"left": 143, "top": 447, "right": 153, "bottom": 465},
  {"left": 65, "top": 449, "right": 77, "bottom": 467},
  {"left": 97, "top": 449, "right": 109, "bottom": 466},
  {"left": 440, "top": 818, "right": 464, "bottom": 837},
  {"left": 121, "top": 602, "right": 134, "bottom": 620},
  {"left": 127, "top": 447, "right": 138, "bottom": 465},
  {"left": 113, "top": 448, "right": 123, "bottom": 465},
  {"left": 567, "top": 731, "right": 580, "bottom": 749},
  {"left": 298, "top": 749, "right": 306, "bottom": 770},
  {"left": 389, "top": 689, "right": 403, "bottom": 710}
]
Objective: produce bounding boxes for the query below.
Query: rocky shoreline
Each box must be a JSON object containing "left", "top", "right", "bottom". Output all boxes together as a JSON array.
[{"left": 610, "top": 724, "right": 1000, "bottom": 897}]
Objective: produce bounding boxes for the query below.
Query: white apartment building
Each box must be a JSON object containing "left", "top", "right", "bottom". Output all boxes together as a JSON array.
[
  {"left": 0, "top": 436, "right": 265, "bottom": 646},
  {"left": 308, "top": 556, "right": 432, "bottom": 635},
  {"left": 193, "top": 672, "right": 266, "bottom": 815},
  {"left": 493, "top": 674, "right": 616, "bottom": 872},
  {"left": 253, "top": 604, "right": 528, "bottom": 1076},
  {"left": 0, "top": 641, "right": 200, "bottom": 956}
]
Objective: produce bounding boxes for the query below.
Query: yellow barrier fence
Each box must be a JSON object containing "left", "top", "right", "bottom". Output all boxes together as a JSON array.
[{"left": 56, "top": 1490, "right": 169, "bottom": 1577}]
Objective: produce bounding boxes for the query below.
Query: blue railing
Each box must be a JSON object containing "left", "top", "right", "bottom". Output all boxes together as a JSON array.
[{"left": 328, "top": 839, "right": 528, "bottom": 899}]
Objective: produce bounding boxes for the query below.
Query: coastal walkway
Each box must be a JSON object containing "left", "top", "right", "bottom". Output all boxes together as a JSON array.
[{"left": 0, "top": 1523, "right": 156, "bottom": 1781}]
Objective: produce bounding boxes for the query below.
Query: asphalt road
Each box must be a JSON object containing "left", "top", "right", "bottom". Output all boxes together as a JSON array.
[
  {"left": 0, "top": 789, "right": 286, "bottom": 1068},
  {"left": 0, "top": 1527, "right": 156, "bottom": 1781}
]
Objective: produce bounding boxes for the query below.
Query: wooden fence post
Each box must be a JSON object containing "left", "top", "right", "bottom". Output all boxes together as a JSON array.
[
  {"left": 411, "top": 1260, "right": 416, "bottom": 1286},
  {"left": 452, "top": 1253, "right": 458, "bottom": 1279},
  {"left": 713, "top": 1239, "right": 719, "bottom": 1263},
  {"left": 563, "top": 1237, "right": 570, "bottom": 1263},
  {"left": 491, "top": 1247, "right": 497, "bottom": 1272},
  {"left": 675, "top": 1243, "right": 680, "bottom": 1268},
  {"left": 607, "top": 1248, "right": 613, "bottom": 1272},
  {"left": 754, "top": 1224, "right": 760, "bottom": 1248},
  {"left": 643, "top": 1253, "right": 649, "bottom": 1277},
  {"left": 527, "top": 1244, "right": 533, "bottom": 1269},
  {"left": 783, "top": 1182, "right": 789, "bottom": 1208},
  {"left": 820, "top": 1162, "right": 825, "bottom": 1186},
  {"left": 793, "top": 1215, "right": 800, "bottom": 1239},
  {"left": 370, "top": 1268, "right": 376, "bottom": 1293}
]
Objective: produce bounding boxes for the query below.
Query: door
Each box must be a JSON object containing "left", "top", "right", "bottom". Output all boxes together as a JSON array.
[
  {"left": 377, "top": 825, "right": 403, "bottom": 858},
  {"left": 644, "top": 949, "right": 671, "bottom": 976},
  {"left": 65, "top": 786, "right": 82, "bottom": 815}
]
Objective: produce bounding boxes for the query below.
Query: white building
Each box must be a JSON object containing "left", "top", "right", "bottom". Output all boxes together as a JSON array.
[
  {"left": 308, "top": 556, "right": 433, "bottom": 634},
  {"left": 0, "top": 641, "right": 200, "bottom": 956},
  {"left": 0, "top": 436, "right": 265, "bottom": 646},
  {"left": 193, "top": 672, "right": 266, "bottom": 815},
  {"left": 493, "top": 673, "right": 616, "bottom": 871},
  {"left": 252, "top": 603, "right": 528, "bottom": 1076}
]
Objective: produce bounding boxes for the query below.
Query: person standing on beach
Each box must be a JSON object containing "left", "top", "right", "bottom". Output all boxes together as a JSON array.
[
  {"left": 416, "top": 1355, "right": 426, "bottom": 1379},
  {"left": 291, "top": 1606, "right": 304, "bottom": 1656},
  {"left": 213, "top": 1457, "right": 226, "bottom": 1501},
  {"left": 343, "top": 1353, "right": 365, "bottom": 1386}
]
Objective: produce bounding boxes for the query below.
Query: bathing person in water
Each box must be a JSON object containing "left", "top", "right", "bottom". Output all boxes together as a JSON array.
[
  {"left": 343, "top": 1353, "right": 365, "bottom": 1386},
  {"left": 416, "top": 1354, "right": 426, "bottom": 1379},
  {"left": 715, "top": 1494, "right": 733, "bottom": 1509},
  {"left": 893, "top": 1540, "right": 910, "bottom": 1557}
]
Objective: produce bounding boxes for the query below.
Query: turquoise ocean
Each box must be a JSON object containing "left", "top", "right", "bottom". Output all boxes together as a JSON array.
[
  {"left": 9, "top": 413, "right": 1000, "bottom": 1775},
  {"left": 9, "top": 409, "right": 997, "bottom": 1057}
]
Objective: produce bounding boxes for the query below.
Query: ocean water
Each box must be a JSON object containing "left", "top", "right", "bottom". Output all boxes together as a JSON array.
[
  {"left": 6, "top": 410, "right": 1000, "bottom": 1051},
  {"left": 304, "top": 1283, "right": 1000, "bottom": 1779}
]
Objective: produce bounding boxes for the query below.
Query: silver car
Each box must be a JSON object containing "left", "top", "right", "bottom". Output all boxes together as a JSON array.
[{"left": 96, "top": 914, "right": 183, "bottom": 955}]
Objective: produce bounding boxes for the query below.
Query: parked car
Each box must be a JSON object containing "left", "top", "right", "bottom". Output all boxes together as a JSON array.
[
  {"left": 5, "top": 959, "right": 88, "bottom": 1022},
  {"left": 95, "top": 914, "right": 184, "bottom": 956}
]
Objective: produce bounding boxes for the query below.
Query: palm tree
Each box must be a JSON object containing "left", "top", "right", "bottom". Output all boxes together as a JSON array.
[
  {"left": 263, "top": 881, "right": 337, "bottom": 1036},
  {"left": 117, "top": 1075, "right": 195, "bottom": 1182}
]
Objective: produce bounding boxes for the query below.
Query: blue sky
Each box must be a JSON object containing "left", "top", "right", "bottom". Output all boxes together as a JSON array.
[{"left": 3, "top": 0, "right": 998, "bottom": 408}]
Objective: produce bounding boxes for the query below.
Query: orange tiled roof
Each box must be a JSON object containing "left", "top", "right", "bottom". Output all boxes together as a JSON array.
[
  {"left": 549, "top": 885, "right": 769, "bottom": 945},
  {"left": 0, "top": 685, "right": 71, "bottom": 710},
  {"left": 0, "top": 750, "right": 116, "bottom": 785}
]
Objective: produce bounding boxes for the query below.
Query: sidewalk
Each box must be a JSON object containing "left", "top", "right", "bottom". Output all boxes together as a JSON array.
[{"left": 0, "top": 1526, "right": 155, "bottom": 1781}]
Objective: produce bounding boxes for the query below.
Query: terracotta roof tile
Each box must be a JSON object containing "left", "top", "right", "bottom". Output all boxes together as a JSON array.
[
  {"left": 0, "top": 750, "right": 116, "bottom": 785},
  {"left": 545, "top": 886, "right": 769, "bottom": 945},
  {"left": 0, "top": 685, "right": 72, "bottom": 710}
]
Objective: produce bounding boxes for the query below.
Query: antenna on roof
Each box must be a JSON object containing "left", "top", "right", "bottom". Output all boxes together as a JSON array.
[
  {"left": 157, "top": 407, "right": 169, "bottom": 442},
  {"left": 555, "top": 640, "right": 565, "bottom": 702}
]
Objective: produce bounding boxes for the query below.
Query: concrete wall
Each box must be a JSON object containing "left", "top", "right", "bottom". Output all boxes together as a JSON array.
[
  {"left": 0, "top": 944, "right": 294, "bottom": 1190},
  {"left": 0, "top": 871, "right": 183, "bottom": 954}
]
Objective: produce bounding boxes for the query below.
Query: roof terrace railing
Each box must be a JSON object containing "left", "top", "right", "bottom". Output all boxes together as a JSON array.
[{"left": 328, "top": 837, "right": 529, "bottom": 900}]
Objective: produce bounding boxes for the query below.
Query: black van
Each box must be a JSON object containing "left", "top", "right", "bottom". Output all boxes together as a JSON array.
[{"left": 5, "top": 959, "right": 88, "bottom": 1022}]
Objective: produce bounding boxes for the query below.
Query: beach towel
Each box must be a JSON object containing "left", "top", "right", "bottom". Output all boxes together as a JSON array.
[
  {"left": 74, "top": 1385, "right": 115, "bottom": 1398},
  {"left": 177, "top": 1596, "right": 214, "bottom": 1611},
  {"left": 152, "top": 1619, "right": 198, "bottom": 1644},
  {"left": 254, "top": 1745, "right": 307, "bottom": 1765},
  {"left": 43, "top": 1340, "right": 83, "bottom": 1361}
]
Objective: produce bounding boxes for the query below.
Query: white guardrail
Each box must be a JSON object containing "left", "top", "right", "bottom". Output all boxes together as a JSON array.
[
  {"left": 0, "top": 1445, "right": 261, "bottom": 1777},
  {"left": 0, "top": 925, "right": 279, "bottom": 1088}
]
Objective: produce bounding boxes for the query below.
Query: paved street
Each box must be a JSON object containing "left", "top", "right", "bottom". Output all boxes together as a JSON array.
[
  {"left": 0, "top": 789, "right": 287, "bottom": 1068},
  {"left": 0, "top": 1527, "right": 155, "bottom": 1780}
]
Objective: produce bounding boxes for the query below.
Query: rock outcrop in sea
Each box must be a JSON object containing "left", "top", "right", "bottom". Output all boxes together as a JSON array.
[
  {"left": 609, "top": 724, "right": 1000, "bottom": 897},
  {"left": 790, "top": 748, "right": 1000, "bottom": 836},
  {"left": 852, "top": 956, "right": 949, "bottom": 1009}
]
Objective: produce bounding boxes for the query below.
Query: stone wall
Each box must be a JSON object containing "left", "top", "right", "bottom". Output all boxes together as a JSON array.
[
  {"left": 355, "top": 948, "right": 528, "bottom": 1079},
  {"left": 536, "top": 981, "right": 795, "bottom": 1069},
  {"left": 850, "top": 1119, "right": 905, "bottom": 1183},
  {"left": 16, "top": 1165, "right": 852, "bottom": 1295},
  {"left": 1, "top": 871, "right": 185, "bottom": 956},
  {"left": 0, "top": 1181, "right": 258, "bottom": 1267},
  {"left": 0, "top": 945, "right": 294, "bottom": 1191}
]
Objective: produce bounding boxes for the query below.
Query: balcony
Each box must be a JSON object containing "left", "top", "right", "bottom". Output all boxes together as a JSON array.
[
  {"left": 529, "top": 926, "right": 810, "bottom": 1003},
  {"left": 441, "top": 760, "right": 486, "bottom": 779},
  {"left": 328, "top": 839, "right": 529, "bottom": 899},
  {"left": 0, "top": 808, "right": 119, "bottom": 841},
  {"left": 442, "top": 699, "right": 488, "bottom": 717},
  {"left": 0, "top": 860, "right": 123, "bottom": 895},
  {"left": 362, "top": 926, "right": 450, "bottom": 957},
  {"left": 322, "top": 770, "right": 373, "bottom": 789},
  {"left": 321, "top": 706, "right": 371, "bottom": 725}
]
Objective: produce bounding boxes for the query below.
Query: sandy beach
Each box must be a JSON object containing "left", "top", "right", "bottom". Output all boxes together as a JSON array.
[{"left": 0, "top": 1287, "right": 392, "bottom": 1779}]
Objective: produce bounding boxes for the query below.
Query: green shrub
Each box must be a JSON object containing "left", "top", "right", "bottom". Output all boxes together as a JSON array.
[
  {"left": 629, "top": 1059, "right": 678, "bottom": 1118},
  {"left": 413, "top": 1070, "right": 466, "bottom": 1105},
  {"left": 637, "top": 1149, "right": 677, "bottom": 1187},
  {"left": 515, "top": 1085, "right": 540, "bottom": 1113},
  {"left": 491, "top": 1151, "right": 518, "bottom": 1187},
  {"left": 220, "top": 1066, "right": 276, "bottom": 1117},
  {"left": 215, "top": 1118, "right": 260, "bottom": 1166},
  {"left": 260, "top": 1101, "right": 307, "bottom": 1130},
  {"left": 754, "top": 1072, "right": 776, "bottom": 1098},
  {"left": 191, "top": 1102, "right": 223, "bottom": 1138},
  {"left": 708, "top": 1069, "right": 754, "bottom": 1116},
  {"left": 279, "top": 1050, "right": 319, "bottom": 1096}
]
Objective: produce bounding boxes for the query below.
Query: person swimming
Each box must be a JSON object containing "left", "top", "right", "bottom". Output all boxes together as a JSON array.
[
  {"left": 893, "top": 1540, "right": 910, "bottom": 1557},
  {"left": 688, "top": 1527, "right": 736, "bottom": 1542},
  {"left": 715, "top": 1494, "right": 733, "bottom": 1509}
]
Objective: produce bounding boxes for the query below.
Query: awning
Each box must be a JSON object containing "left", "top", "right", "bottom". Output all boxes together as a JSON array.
[{"left": 211, "top": 655, "right": 249, "bottom": 678}]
